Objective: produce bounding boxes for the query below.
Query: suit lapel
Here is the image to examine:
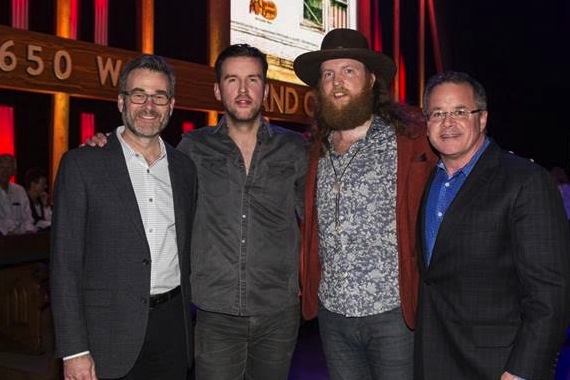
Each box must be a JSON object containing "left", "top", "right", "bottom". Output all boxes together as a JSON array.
[
  {"left": 104, "top": 134, "right": 147, "bottom": 240},
  {"left": 428, "top": 141, "right": 501, "bottom": 268},
  {"left": 418, "top": 169, "right": 435, "bottom": 272},
  {"left": 165, "top": 145, "right": 188, "bottom": 254}
]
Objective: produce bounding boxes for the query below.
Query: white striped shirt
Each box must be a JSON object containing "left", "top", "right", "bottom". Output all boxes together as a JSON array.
[{"left": 116, "top": 126, "right": 180, "bottom": 295}]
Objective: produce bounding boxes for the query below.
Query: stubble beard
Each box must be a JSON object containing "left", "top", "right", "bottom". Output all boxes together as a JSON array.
[
  {"left": 122, "top": 104, "right": 169, "bottom": 139},
  {"left": 223, "top": 98, "right": 262, "bottom": 126},
  {"left": 315, "top": 85, "right": 374, "bottom": 132}
]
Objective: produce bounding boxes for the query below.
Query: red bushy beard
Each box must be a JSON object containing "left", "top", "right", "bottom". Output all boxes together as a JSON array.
[{"left": 315, "top": 83, "right": 374, "bottom": 132}]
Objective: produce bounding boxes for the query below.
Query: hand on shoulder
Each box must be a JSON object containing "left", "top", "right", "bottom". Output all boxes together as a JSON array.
[{"left": 82, "top": 132, "right": 109, "bottom": 148}]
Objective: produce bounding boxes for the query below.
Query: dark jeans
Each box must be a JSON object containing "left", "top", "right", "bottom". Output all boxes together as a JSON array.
[
  {"left": 195, "top": 304, "right": 300, "bottom": 380},
  {"left": 318, "top": 306, "right": 413, "bottom": 380},
  {"left": 115, "top": 292, "right": 189, "bottom": 380}
]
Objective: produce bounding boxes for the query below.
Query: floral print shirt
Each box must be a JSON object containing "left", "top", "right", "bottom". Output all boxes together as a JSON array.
[{"left": 317, "top": 116, "right": 400, "bottom": 317}]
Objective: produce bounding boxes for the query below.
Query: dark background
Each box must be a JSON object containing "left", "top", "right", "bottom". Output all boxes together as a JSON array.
[
  {"left": 0, "top": 0, "right": 569, "bottom": 173},
  {"left": 406, "top": 0, "right": 570, "bottom": 170}
]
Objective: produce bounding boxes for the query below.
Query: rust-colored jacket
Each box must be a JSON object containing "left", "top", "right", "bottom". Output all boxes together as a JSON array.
[{"left": 300, "top": 118, "right": 438, "bottom": 329}]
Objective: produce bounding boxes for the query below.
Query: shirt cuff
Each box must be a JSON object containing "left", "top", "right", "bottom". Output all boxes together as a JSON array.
[{"left": 63, "top": 351, "right": 90, "bottom": 361}]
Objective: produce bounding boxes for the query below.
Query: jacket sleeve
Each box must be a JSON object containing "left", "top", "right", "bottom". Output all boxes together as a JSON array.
[
  {"left": 505, "top": 168, "right": 570, "bottom": 378},
  {"left": 50, "top": 152, "right": 90, "bottom": 358}
]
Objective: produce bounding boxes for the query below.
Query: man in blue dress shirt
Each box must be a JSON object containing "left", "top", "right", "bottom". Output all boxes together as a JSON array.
[{"left": 414, "top": 71, "right": 570, "bottom": 380}]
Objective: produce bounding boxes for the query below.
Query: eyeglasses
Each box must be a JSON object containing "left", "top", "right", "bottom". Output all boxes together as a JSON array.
[
  {"left": 122, "top": 91, "right": 171, "bottom": 106},
  {"left": 425, "top": 109, "right": 482, "bottom": 122}
]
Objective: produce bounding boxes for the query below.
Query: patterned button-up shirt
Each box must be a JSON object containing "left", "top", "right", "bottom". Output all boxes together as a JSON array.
[{"left": 317, "top": 115, "right": 400, "bottom": 317}]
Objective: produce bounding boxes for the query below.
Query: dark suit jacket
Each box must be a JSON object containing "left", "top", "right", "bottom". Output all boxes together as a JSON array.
[
  {"left": 415, "top": 140, "right": 570, "bottom": 380},
  {"left": 50, "top": 132, "right": 197, "bottom": 379}
]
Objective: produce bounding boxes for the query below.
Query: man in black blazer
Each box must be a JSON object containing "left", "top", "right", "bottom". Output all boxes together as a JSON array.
[
  {"left": 50, "top": 55, "right": 197, "bottom": 379},
  {"left": 415, "top": 71, "right": 570, "bottom": 380}
]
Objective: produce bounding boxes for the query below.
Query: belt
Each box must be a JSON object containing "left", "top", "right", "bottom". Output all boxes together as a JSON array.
[{"left": 149, "top": 286, "right": 180, "bottom": 308}]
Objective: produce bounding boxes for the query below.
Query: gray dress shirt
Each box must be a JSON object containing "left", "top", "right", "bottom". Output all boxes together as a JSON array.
[{"left": 177, "top": 117, "right": 308, "bottom": 316}]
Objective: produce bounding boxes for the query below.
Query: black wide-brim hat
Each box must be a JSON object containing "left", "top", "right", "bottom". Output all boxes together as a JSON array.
[{"left": 293, "top": 28, "right": 396, "bottom": 88}]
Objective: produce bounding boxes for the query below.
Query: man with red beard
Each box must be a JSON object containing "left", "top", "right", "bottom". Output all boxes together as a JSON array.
[{"left": 294, "top": 28, "right": 437, "bottom": 379}]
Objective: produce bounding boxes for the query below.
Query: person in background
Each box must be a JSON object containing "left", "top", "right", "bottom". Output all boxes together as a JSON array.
[
  {"left": 50, "top": 54, "right": 197, "bottom": 380},
  {"left": 415, "top": 71, "right": 570, "bottom": 380},
  {"left": 0, "top": 153, "right": 36, "bottom": 235},
  {"left": 24, "top": 167, "right": 52, "bottom": 230},
  {"left": 294, "top": 28, "right": 438, "bottom": 379},
  {"left": 549, "top": 166, "right": 570, "bottom": 223}
]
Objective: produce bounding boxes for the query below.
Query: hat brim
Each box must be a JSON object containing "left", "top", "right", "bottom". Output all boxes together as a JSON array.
[{"left": 293, "top": 48, "right": 396, "bottom": 88}]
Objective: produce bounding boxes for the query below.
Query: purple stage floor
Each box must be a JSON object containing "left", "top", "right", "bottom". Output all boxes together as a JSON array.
[{"left": 289, "top": 319, "right": 328, "bottom": 380}]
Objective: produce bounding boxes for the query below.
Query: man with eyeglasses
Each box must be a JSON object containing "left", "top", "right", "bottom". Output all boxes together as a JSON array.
[
  {"left": 414, "top": 71, "right": 570, "bottom": 380},
  {"left": 50, "top": 55, "right": 197, "bottom": 380}
]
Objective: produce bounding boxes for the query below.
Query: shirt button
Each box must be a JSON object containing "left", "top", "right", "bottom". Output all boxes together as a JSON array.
[
  {"left": 242, "top": 214, "right": 246, "bottom": 219},
  {"left": 142, "top": 259, "right": 150, "bottom": 265},
  {"left": 149, "top": 198, "right": 153, "bottom": 202},
  {"left": 437, "top": 212, "right": 443, "bottom": 217},
  {"left": 241, "top": 239, "right": 246, "bottom": 244},
  {"left": 147, "top": 169, "right": 150, "bottom": 173},
  {"left": 149, "top": 228, "right": 153, "bottom": 233},
  {"left": 444, "top": 182, "right": 450, "bottom": 187}
]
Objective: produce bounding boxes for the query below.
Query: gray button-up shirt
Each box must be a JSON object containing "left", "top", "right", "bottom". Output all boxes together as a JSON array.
[{"left": 177, "top": 116, "right": 308, "bottom": 316}]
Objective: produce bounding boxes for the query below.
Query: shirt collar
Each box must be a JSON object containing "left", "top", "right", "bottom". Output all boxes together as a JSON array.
[
  {"left": 116, "top": 126, "right": 167, "bottom": 164},
  {"left": 437, "top": 136, "right": 490, "bottom": 178},
  {"left": 212, "top": 115, "right": 273, "bottom": 140}
]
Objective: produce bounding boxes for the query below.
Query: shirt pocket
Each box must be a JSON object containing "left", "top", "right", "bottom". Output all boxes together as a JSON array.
[
  {"left": 199, "top": 158, "right": 230, "bottom": 197},
  {"left": 263, "top": 162, "right": 296, "bottom": 204}
]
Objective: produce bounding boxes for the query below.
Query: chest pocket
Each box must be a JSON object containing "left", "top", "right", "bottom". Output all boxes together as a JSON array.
[
  {"left": 263, "top": 162, "right": 296, "bottom": 204},
  {"left": 199, "top": 158, "right": 230, "bottom": 197}
]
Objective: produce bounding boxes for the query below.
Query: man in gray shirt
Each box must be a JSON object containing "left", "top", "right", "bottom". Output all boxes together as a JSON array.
[{"left": 178, "top": 44, "right": 307, "bottom": 379}]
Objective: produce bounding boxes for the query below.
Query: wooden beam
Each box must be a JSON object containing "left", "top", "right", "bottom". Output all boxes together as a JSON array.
[{"left": 0, "top": 25, "right": 314, "bottom": 122}]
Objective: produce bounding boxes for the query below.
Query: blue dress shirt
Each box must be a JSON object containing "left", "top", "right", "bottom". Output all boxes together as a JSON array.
[{"left": 424, "top": 138, "right": 490, "bottom": 265}]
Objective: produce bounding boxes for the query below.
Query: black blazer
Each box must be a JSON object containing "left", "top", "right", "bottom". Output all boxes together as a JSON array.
[
  {"left": 50, "top": 132, "right": 197, "bottom": 378},
  {"left": 415, "top": 141, "right": 570, "bottom": 380}
]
